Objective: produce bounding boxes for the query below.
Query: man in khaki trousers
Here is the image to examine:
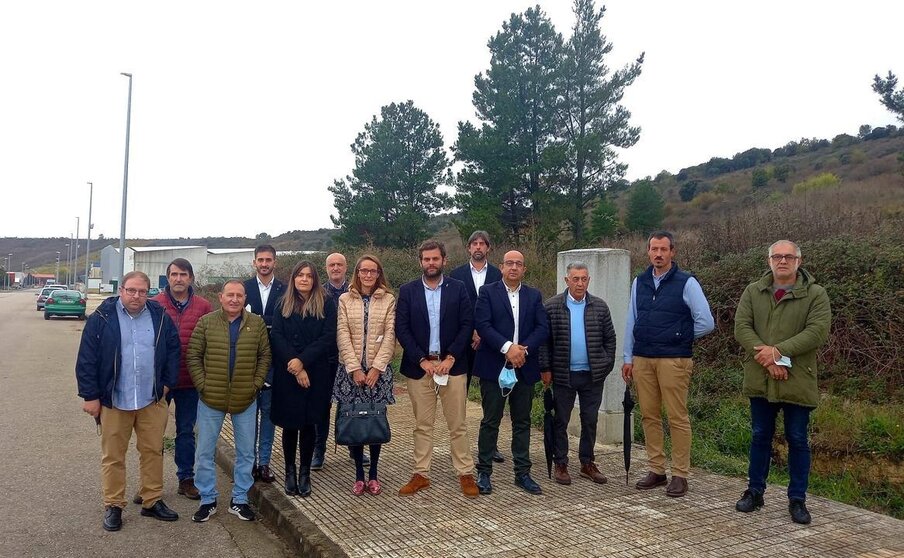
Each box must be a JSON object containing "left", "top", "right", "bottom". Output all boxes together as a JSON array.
[
  {"left": 621, "top": 232, "right": 714, "bottom": 497},
  {"left": 394, "top": 240, "right": 479, "bottom": 498},
  {"left": 76, "top": 271, "right": 181, "bottom": 531}
]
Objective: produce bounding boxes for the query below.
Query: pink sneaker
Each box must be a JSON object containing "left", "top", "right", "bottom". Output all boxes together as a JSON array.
[
  {"left": 366, "top": 479, "right": 382, "bottom": 495},
  {"left": 352, "top": 481, "right": 366, "bottom": 496}
]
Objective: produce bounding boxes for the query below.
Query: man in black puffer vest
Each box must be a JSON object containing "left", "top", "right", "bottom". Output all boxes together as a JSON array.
[{"left": 621, "top": 231, "right": 714, "bottom": 498}]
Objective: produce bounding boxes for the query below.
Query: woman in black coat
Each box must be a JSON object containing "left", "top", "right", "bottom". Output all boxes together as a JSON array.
[{"left": 270, "top": 260, "right": 337, "bottom": 497}]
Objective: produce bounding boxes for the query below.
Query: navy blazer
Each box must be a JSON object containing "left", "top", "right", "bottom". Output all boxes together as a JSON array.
[
  {"left": 395, "top": 276, "right": 473, "bottom": 379},
  {"left": 243, "top": 276, "right": 286, "bottom": 330},
  {"left": 449, "top": 262, "right": 502, "bottom": 314},
  {"left": 473, "top": 281, "right": 549, "bottom": 384}
]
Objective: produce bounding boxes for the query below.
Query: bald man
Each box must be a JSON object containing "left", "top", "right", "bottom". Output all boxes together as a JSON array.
[{"left": 472, "top": 251, "right": 549, "bottom": 496}]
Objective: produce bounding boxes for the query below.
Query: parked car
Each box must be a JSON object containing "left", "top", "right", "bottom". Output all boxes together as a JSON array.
[
  {"left": 147, "top": 287, "right": 161, "bottom": 297},
  {"left": 36, "top": 286, "right": 66, "bottom": 310},
  {"left": 44, "top": 290, "right": 87, "bottom": 320}
]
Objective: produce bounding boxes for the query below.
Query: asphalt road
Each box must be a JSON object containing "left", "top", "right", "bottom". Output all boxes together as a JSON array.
[{"left": 0, "top": 289, "right": 289, "bottom": 558}]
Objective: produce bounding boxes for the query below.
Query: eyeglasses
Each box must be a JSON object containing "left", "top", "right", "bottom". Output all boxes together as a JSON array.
[
  {"left": 769, "top": 254, "right": 799, "bottom": 262},
  {"left": 123, "top": 288, "right": 149, "bottom": 297},
  {"left": 358, "top": 268, "right": 379, "bottom": 276},
  {"left": 502, "top": 260, "right": 524, "bottom": 268}
]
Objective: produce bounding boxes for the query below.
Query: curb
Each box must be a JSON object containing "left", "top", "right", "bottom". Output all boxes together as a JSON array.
[{"left": 215, "top": 438, "right": 348, "bottom": 558}]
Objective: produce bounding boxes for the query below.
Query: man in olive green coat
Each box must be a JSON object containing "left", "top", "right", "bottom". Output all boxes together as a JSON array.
[
  {"left": 186, "top": 280, "right": 271, "bottom": 523},
  {"left": 733, "top": 240, "right": 831, "bottom": 525}
]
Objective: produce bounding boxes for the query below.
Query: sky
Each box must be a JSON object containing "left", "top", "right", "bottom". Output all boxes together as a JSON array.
[{"left": 0, "top": 1, "right": 900, "bottom": 240}]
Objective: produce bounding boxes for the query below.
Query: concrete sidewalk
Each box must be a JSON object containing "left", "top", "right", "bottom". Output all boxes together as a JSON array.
[{"left": 223, "top": 380, "right": 904, "bottom": 558}]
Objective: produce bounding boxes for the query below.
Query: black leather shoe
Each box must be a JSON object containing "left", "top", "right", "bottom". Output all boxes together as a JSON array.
[
  {"left": 476, "top": 472, "right": 493, "bottom": 495},
  {"left": 140, "top": 499, "right": 179, "bottom": 521},
  {"left": 259, "top": 464, "right": 276, "bottom": 483},
  {"left": 789, "top": 499, "right": 811, "bottom": 524},
  {"left": 103, "top": 506, "right": 123, "bottom": 532},
  {"left": 298, "top": 466, "right": 312, "bottom": 497},
  {"left": 132, "top": 494, "right": 143, "bottom": 505},
  {"left": 252, "top": 464, "right": 261, "bottom": 481},
  {"left": 515, "top": 473, "right": 543, "bottom": 495},
  {"left": 492, "top": 450, "right": 505, "bottom": 463},
  {"left": 736, "top": 489, "right": 764, "bottom": 513},
  {"left": 284, "top": 464, "right": 298, "bottom": 496}
]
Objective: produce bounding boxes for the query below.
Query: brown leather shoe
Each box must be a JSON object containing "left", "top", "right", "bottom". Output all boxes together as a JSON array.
[
  {"left": 259, "top": 464, "right": 276, "bottom": 483},
  {"left": 178, "top": 478, "right": 201, "bottom": 500},
  {"left": 666, "top": 476, "right": 688, "bottom": 497},
  {"left": 553, "top": 463, "right": 572, "bottom": 485},
  {"left": 579, "top": 462, "right": 608, "bottom": 484},
  {"left": 460, "top": 475, "right": 479, "bottom": 499},
  {"left": 635, "top": 471, "right": 668, "bottom": 490},
  {"left": 398, "top": 473, "right": 431, "bottom": 496}
]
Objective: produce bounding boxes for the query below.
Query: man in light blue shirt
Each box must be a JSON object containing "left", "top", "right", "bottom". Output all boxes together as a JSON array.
[
  {"left": 621, "top": 231, "right": 714, "bottom": 498},
  {"left": 75, "top": 271, "right": 181, "bottom": 531}
]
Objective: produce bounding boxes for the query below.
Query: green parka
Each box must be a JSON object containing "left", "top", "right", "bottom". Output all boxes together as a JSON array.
[
  {"left": 187, "top": 309, "right": 271, "bottom": 414},
  {"left": 734, "top": 268, "right": 831, "bottom": 408}
]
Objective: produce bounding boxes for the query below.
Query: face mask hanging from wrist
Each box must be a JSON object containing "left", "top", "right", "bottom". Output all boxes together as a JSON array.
[{"left": 498, "top": 364, "right": 518, "bottom": 398}]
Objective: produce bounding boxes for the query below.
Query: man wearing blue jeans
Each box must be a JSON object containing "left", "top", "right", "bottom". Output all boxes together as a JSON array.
[
  {"left": 150, "top": 258, "right": 212, "bottom": 501},
  {"left": 734, "top": 240, "right": 831, "bottom": 525},
  {"left": 187, "top": 280, "right": 271, "bottom": 523},
  {"left": 243, "top": 245, "right": 284, "bottom": 483}
]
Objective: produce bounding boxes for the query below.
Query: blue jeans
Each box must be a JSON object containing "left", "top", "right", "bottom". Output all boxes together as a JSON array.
[
  {"left": 167, "top": 388, "right": 199, "bottom": 481},
  {"left": 747, "top": 397, "right": 813, "bottom": 501},
  {"left": 195, "top": 399, "right": 257, "bottom": 505},
  {"left": 255, "top": 383, "right": 275, "bottom": 466}
]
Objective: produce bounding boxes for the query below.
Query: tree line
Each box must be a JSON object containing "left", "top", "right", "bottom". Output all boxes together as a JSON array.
[{"left": 330, "top": 0, "right": 644, "bottom": 248}]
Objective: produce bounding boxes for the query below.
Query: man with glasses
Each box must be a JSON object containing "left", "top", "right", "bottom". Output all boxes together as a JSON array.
[
  {"left": 473, "top": 251, "right": 549, "bottom": 495},
  {"left": 734, "top": 240, "right": 831, "bottom": 525},
  {"left": 76, "top": 271, "right": 181, "bottom": 531},
  {"left": 621, "top": 231, "right": 714, "bottom": 498},
  {"left": 243, "top": 245, "right": 284, "bottom": 484},
  {"left": 539, "top": 262, "right": 616, "bottom": 486},
  {"left": 396, "top": 240, "right": 478, "bottom": 498}
]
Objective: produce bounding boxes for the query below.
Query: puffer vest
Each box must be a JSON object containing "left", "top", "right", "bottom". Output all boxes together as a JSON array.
[{"left": 633, "top": 264, "right": 694, "bottom": 358}]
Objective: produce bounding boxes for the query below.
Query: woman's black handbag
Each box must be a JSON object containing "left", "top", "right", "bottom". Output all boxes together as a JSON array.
[{"left": 334, "top": 389, "right": 391, "bottom": 446}]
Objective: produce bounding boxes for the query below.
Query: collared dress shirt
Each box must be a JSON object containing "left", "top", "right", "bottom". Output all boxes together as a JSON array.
[
  {"left": 500, "top": 282, "right": 522, "bottom": 355},
  {"left": 422, "top": 276, "right": 443, "bottom": 354},
  {"left": 470, "top": 261, "right": 488, "bottom": 292},
  {"left": 257, "top": 275, "right": 273, "bottom": 314},
  {"left": 113, "top": 299, "right": 156, "bottom": 411}
]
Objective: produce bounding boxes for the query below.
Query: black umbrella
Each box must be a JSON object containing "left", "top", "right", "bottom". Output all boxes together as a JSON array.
[
  {"left": 543, "top": 387, "right": 556, "bottom": 479},
  {"left": 622, "top": 387, "right": 636, "bottom": 485}
]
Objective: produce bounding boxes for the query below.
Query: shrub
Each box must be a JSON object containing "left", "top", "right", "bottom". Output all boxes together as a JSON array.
[{"left": 792, "top": 172, "right": 841, "bottom": 194}]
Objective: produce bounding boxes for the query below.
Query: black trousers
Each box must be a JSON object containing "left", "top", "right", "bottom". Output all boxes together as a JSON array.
[
  {"left": 283, "top": 425, "right": 316, "bottom": 469},
  {"left": 477, "top": 376, "right": 534, "bottom": 476},
  {"left": 553, "top": 372, "right": 604, "bottom": 466}
]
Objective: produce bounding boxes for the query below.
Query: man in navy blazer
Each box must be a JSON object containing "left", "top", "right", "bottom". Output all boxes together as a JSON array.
[
  {"left": 242, "top": 244, "right": 285, "bottom": 484},
  {"left": 473, "top": 250, "right": 549, "bottom": 495},
  {"left": 449, "top": 230, "right": 506, "bottom": 463},
  {"left": 395, "top": 240, "right": 479, "bottom": 498}
]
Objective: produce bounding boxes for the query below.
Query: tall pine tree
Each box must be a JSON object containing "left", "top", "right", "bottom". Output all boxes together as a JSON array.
[{"left": 329, "top": 101, "right": 451, "bottom": 247}]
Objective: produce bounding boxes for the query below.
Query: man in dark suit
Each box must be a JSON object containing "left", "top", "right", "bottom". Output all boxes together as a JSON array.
[
  {"left": 473, "top": 250, "right": 549, "bottom": 495},
  {"left": 449, "top": 230, "right": 505, "bottom": 463},
  {"left": 242, "top": 244, "right": 285, "bottom": 484},
  {"left": 396, "top": 240, "right": 479, "bottom": 498}
]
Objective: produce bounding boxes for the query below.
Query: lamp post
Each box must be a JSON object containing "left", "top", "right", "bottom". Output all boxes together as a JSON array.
[
  {"left": 84, "top": 181, "right": 93, "bottom": 294},
  {"left": 74, "top": 216, "right": 80, "bottom": 287},
  {"left": 5, "top": 254, "right": 10, "bottom": 290},
  {"left": 65, "top": 240, "right": 72, "bottom": 286},
  {"left": 118, "top": 72, "right": 133, "bottom": 282},
  {"left": 55, "top": 252, "right": 61, "bottom": 283}
]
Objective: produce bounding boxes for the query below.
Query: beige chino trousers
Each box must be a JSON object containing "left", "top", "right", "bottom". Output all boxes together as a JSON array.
[
  {"left": 408, "top": 373, "right": 475, "bottom": 477},
  {"left": 633, "top": 356, "right": 694, "bottom": 478}
]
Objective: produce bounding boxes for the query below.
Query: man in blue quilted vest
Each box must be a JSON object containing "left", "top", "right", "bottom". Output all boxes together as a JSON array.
[{"left": 621, "top": 231, "right": 714, "bottom": 498}]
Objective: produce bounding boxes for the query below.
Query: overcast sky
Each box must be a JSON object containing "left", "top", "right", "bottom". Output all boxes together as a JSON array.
[{"left": 1, "top": 1, "right": 900, "bottom": 240}]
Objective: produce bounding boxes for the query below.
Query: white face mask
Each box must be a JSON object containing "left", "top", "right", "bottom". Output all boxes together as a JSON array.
[{"left": 433, "top": 373, "right": 449, "bottom": 387}]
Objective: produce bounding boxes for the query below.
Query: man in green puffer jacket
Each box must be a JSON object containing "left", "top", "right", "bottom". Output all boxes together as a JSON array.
[
  {"left": 733, "top": 240, "right": 831, "bottom": 526},
  {"left": 186, "top": 280, "right": 271, "bottom": 523}
]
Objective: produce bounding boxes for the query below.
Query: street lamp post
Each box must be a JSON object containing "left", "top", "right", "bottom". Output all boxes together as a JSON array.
[
  {"left": 55, "top": 252, "right": 61, "bottom": 283},
  {"left": 84, "top": 181, "right": 93, "bottom": 294},
  {"left": 118, "top": 72, "right": 133, "bottom": 282},
  {"left": 65, "top": 240, "right": 72, "bottom": 286},
  {"left": 5, "top": 254, "right": 10, "bottom": 290},
  {"left": 74, "top": 216, "right": 80, "bottom": 287}
]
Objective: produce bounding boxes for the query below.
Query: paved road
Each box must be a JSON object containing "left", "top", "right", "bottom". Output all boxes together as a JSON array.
[{"left": 0, "top": 290, "right": 289, "bottom": 558}]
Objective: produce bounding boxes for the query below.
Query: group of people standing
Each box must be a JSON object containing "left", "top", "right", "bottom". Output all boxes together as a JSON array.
[{"left": 76, "top": 230, "right": 831, "bottom": 532}]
